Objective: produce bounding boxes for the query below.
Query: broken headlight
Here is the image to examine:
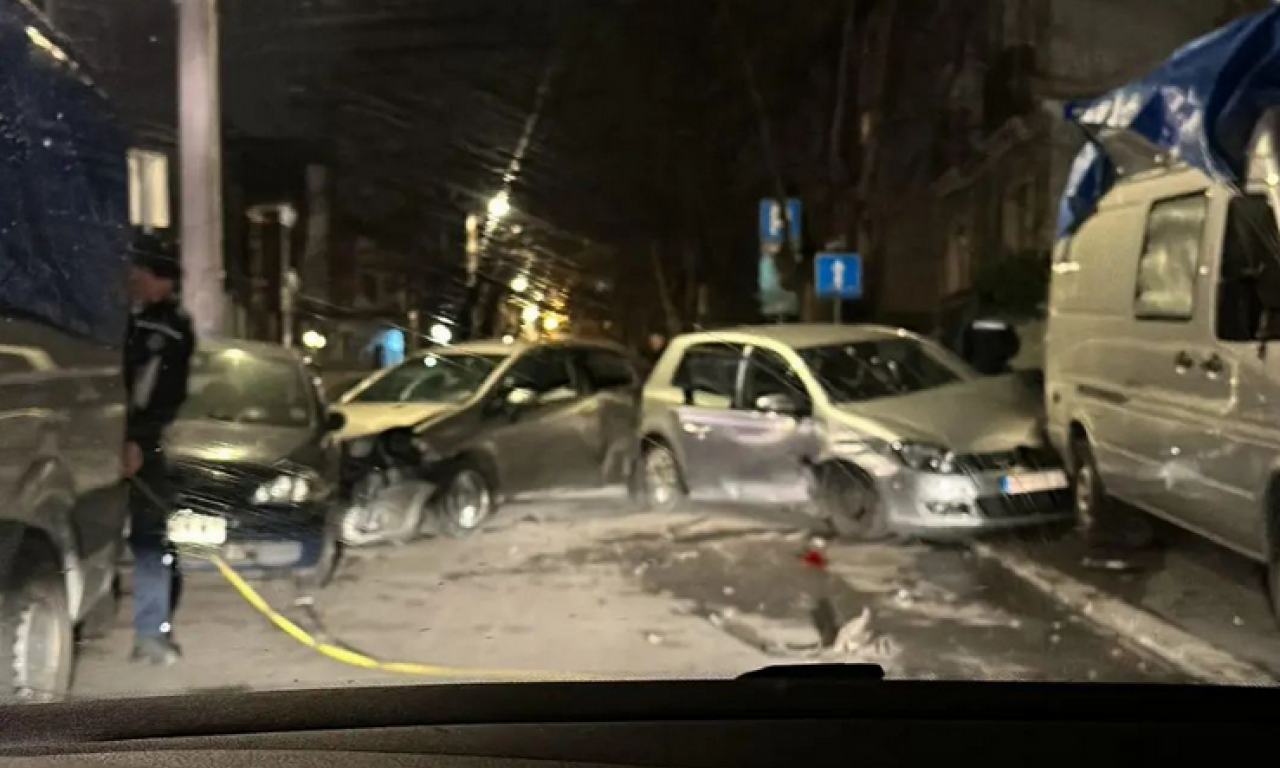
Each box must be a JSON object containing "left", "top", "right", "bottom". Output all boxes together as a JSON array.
[{"left": 890, "top": 441, "right": 957, "bottom": 474}]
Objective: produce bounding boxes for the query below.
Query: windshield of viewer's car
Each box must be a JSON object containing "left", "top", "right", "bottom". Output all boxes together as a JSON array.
[
  {"left": 801, "top": 339, "right": 962, "bottom": 403},
  {"left": 349, "top": 354, "right": 505, "bottom": 404},
  {"left": 7, "top": 0, "right": 1280, "bottom": 708},
  {"left": 181, "top": 351, "right": 313, "bottom": 428}
]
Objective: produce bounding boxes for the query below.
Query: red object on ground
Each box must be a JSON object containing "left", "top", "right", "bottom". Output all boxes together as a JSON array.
[{"left": 801, "top": 549, "right": 828, "bottom": 569}]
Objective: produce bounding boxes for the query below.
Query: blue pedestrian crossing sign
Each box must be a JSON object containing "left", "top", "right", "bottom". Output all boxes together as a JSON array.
[{"left": 815, "top": 252, "right": 862, "bottom": 299}]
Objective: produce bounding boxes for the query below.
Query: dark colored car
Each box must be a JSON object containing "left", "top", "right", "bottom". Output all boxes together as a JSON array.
[
  {"left": 165, "top": 340, "right": 347, "bottom": 584},
  {"left": 0, "top": 1, "right": 131, "bottom": 700},
  {"left": 337, "top": 338, "right": 642, "bottom": 543}
]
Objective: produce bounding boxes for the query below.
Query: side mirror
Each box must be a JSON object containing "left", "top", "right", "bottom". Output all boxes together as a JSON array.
[
  {"left": 324, "top": 410, "right": 347, "bottom": 432},
  {"left": 754, "top": 393, "right": 799, "bottom": 415}
]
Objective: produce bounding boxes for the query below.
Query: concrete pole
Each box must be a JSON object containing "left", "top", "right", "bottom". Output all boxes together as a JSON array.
[{"left": 177, "top": 0, "right": 227, "bottom": 337}]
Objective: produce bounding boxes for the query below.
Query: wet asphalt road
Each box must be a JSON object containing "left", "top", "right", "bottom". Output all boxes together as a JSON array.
[{"left": 73, "top": 498, "right": 1193, "bottom": 698}]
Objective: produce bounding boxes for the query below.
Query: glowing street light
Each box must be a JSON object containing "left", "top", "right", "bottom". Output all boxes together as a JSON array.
[
  {"left": 509, "top": 274, "right": 530, "bottom": 293},
  {"left": 301, "top": 330, "right": 327, "bottom": 350},
  {"left": 487, "top": 190, "right": 511, "bottom": 220},
  {"left": 502, "top": 334, "right": 516, "bottom": 344},
  {"left": 543, "top": 315, "right": 561, "bottom": 332},
  {"left": 521, "top": 305, "right": 541, "bottom": 324},
  {"left": 429, "top": 323, "right": 453, "bottom": 345}
]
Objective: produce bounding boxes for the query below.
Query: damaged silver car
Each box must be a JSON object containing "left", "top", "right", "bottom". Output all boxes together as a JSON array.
[
  {"left": 338, "top": 339, "right": 641, "bottom": 544},
  {"left": 634, "top": 325, "right": 1069, "bottom": 538}
]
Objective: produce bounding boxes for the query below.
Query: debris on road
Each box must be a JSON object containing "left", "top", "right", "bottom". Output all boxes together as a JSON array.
[{"left": 800, "top": 549, "right": 828, "bottom": 569}]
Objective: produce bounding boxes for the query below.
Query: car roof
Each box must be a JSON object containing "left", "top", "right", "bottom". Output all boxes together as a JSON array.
[
  {"left": 674, "top": 323, "right": 911, "bottom": 350},
  {"left": 199, "top": 337, "right": 304, "bottom": 363},
  {"left": 418, "top": 337, "right": 631, "bottom": 358}
]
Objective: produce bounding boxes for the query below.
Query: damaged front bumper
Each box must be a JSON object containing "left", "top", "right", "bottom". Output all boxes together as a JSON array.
[
  {"left": 876, "top": 463, "right": 1072, "bottom": 539},
  {"left": 339, "top": 467, "right": 437, "bottom": 546}
]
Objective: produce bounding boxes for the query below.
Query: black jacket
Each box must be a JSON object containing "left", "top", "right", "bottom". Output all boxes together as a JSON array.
[{"left": 125, "top": 299, "right": 196, "bottom": 448}]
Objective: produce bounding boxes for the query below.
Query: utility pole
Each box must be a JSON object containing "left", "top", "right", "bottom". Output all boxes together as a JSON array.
[
  {"left": 278, "top": 205, "right": 298, "bottom": 348},
  {"left": 177, "top": 0, "right": 227, "bottom": 337}
]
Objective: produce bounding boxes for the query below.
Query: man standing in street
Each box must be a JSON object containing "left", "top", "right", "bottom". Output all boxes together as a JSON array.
[{"left": 124, "top": 234, "right": 195, "bottom": 666}]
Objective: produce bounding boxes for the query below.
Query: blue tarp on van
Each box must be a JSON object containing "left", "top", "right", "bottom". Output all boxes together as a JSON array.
[
  {"left": 1058, "top": 7, "right": 1280, "bottom": 238},
  {"left": 0, "top": 3, "right": 129, "bottom": 346}
]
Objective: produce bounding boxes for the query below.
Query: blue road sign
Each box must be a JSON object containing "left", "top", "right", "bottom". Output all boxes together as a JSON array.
[
  {"left": 759, "top": 198, "right": 803, "bottom": 247},
  {"left": 815, "top": 252, "right": 862, "bottom": 299}
]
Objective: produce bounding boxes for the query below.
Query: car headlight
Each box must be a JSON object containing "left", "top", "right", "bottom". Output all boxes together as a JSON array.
[
  {"left": 251, "top": 471, "right": 327, "bottom": 505},
  {"left": 890, "top": 441, "right": 957, "bottom": 474}
]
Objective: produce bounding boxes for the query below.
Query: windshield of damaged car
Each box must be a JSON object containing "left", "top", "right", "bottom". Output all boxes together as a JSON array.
[
  {"left": 350, "top": 354, "right": 506, "bottom": 404},
  {"left": 801, "top": 340, "right": 962, "bottom": 403},
  {"left": 180, "top": 351, "right": 314, "bottom": 428}
]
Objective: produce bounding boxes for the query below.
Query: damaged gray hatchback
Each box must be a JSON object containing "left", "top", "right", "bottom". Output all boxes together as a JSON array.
[{"left": 635, "top": 325, "right": 1070, "bottom": 538}]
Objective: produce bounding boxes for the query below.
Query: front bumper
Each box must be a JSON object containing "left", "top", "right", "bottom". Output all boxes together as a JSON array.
[
  {"left": 171, "top": 490, "right": 331, "bottom": 572},
  {"left": 875, "top": 465, "right": 1071, "bottom": 538}
]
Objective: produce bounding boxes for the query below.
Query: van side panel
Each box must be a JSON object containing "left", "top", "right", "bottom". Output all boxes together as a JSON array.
[{"left": 1046, "top": 201, "right": 1147, "bottom": 500}]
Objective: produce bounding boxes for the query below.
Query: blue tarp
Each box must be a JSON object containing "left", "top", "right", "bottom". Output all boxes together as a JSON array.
[
  {"left": 0, "top": 3, "right": 129, "bottom": 346},
  {"left": 1058, "top": 7, "right": 1280, "bottom": 238}
]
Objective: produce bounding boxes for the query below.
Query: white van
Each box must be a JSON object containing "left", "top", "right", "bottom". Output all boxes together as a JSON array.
[{"left": 1046, "top": 134, "right": 1280, "bottom": 618}]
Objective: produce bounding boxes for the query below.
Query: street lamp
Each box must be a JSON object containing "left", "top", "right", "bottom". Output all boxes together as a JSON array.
[
  {"left": 487, "top": 190, "right": 511, "bottom": 220},
  {"left": 301, "top": 329, "right": 327, "bottom": 350},
  {"left": 509, "top": 274, "right": 530, "bottom": 293},
  {"left": 521, "top": 305, "right": 541, "bottom": 325},
  {"left": 429, "top": 323, "right": 453, "bottom": 345}
]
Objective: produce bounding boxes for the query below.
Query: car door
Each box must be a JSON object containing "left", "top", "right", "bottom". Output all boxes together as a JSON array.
[
  {"left": 668, "top": 342, "right": 746, "bottom": 499},
  {"left": 573, "top": 347, "right": 642, "bottom": 486},
  {"left": 1120, "top": 192, "right": 1240, "bottom": 534},
  {"left": 716, "top": 345, "right": 820, "bottom": 504},
  {"left": 488, "top": 348, "right": 597, "bottom": 495}
]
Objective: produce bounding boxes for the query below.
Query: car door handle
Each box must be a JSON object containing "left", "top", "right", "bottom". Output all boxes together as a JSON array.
[
  {"left": 1174, "top": 351, "right": 1195, "bottom": 373},
  {"left": 1202, "top": 353, "right": 1226, "bottom": 377}
]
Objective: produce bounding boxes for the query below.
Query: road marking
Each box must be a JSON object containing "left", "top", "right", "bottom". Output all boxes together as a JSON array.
[{"left": 971, "top": 542, "right": 1274, "bottom": 685}]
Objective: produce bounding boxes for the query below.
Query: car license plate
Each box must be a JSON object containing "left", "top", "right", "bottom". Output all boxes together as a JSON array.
[
  {"left": 167, "top": 509, "right": 228, "bottom": 546},
  {"left": 1000, "top": 470, "right": 1069, "bottom": 496}
]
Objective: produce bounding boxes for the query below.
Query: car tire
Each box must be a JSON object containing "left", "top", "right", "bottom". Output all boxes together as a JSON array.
[
  {"left": 1072, "top": 437, "right": 1119, "bottom": 545},
  {"left": 632, "top": 440, "right": 686, "bottom": 512},
  {"left": 76, "top": 575, "right": 120, "bottom": 641},
  {"left": 298, "top": 517, "right": 345, "bottom": 591},
  {"left": 433, "top": 461, "right": 495, "bottom": 539},
  {"left": 819, "top": 463, "right": 888, "bottom": 541},
  {"left": 0, "top": 544, "right": 74, "bottom": 701}
]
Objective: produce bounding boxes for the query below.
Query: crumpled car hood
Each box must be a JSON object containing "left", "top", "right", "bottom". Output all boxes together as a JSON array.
[
  {"left": 334, "top": 402, "right": 457, "bottom": 440},
  {"left": 833, "top": 374, "right": 1044, "bottom": 454}
]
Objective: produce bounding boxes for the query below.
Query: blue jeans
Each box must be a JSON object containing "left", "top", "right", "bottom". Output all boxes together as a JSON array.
[{"left": 129, "top": 449, "right": 178, "bottom": 638}]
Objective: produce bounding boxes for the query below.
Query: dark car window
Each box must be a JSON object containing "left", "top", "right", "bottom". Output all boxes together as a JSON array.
[
  {"left": 742, "top": 348, "right": 809, "bottom": 410},
  {"left": 504, "top": 349, "right": 578, "bottom": 397},
  {"left": 578, "top": 348, "right": 637, "bottom": 391},
  {"left": 180, "top": 350, "right": 315, "bottom": 428},
  {"left": 672, "top": 343, "right": 744, "bottom": 408},
  {"left": 351, "top": 354, "right": 506, "bottom": 404},
  {"left": 801, "top": 338, "right": 961, "bottom": 404}
]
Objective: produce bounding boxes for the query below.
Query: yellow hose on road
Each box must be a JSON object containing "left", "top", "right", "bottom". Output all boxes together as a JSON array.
[{"left": 207, "top": 555, "right": 588, "bottom": 681}]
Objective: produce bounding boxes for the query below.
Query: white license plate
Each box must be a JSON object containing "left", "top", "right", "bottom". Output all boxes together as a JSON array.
[
  {"left": 1000, "top": 470, "right": 1069, "bottom": 496},
  {"left": 167, "top": 509, "right": 228, "bottom": 546}
]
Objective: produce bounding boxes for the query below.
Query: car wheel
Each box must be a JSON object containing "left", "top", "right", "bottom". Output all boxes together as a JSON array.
[
  {"left": 298, "top": 518, "right": 345, "bottom": 591},
  {"left": 434, "top": 462, "right": 495, "bottom": 539},
  {"left": 76, "top": 575, "right": 120, "bottom": 641},
  {"left": 0, "top": 545, "right": 74, "bottom": 701},
  {"left": 819, "top": 463, "right": 888, "bottom": 541},
  {"left": 1072, "top": 437, "right": 1115, "bottom": 543},
  {"left": 634, "top": 441, "right": 686, "bottom": 512}
]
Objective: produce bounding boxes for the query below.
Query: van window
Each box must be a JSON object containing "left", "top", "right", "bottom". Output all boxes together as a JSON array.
[
  {"left": 1134, "top": 195, "right": 1207, "bottom": 320},
  {"left": 1217, "top": 195, "right": 1277, "bottom": 342}
]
